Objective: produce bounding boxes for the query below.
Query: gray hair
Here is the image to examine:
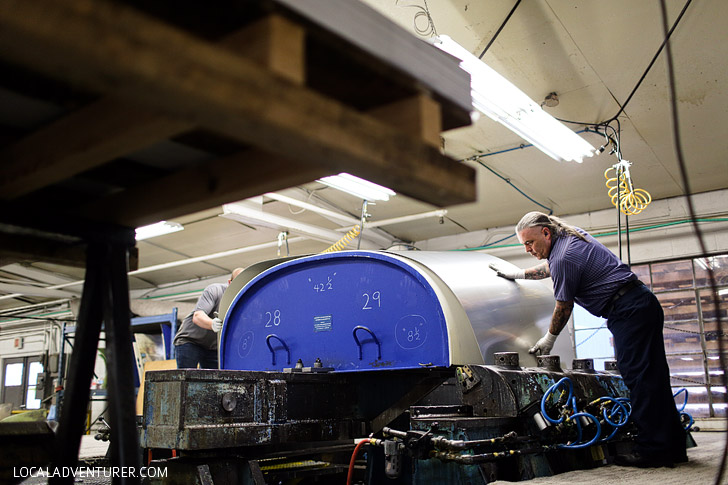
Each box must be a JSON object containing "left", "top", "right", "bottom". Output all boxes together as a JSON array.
[{"left": 515, "top": 211, "right": 587, "bottom": 242}]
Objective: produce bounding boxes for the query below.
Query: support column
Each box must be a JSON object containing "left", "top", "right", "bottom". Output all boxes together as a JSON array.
[
  {"left": 51, "top": 234, "right": 140, "bottom": 484},
  {"left": 51, "top": 243, "right": 105, "bottom": 483},
  {"left": 104, "top": 241, "right": 142, "bottom": 478}
]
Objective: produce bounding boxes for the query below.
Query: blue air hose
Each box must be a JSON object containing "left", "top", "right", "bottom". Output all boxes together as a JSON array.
[
  {"left": 673, "top": 388, "right": 694, "bottom": 430},
  {"left": 540, "top": 377, "right": 631, "bottom": 448}
]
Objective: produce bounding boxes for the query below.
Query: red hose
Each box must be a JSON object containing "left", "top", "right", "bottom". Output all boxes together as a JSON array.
[{"left": 347, "top": 439, "right": 369, "bottom": 485}]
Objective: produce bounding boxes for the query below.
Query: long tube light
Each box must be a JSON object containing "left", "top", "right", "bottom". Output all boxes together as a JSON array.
[
  {"left": 264, "top": 192, "right": 359, "bottom": 225},
  {"left": 222, "top": 201, "right": 375, "bottom": 246},
  {"left": 318, "top": 173, "right": 396, "bottom": 201},
  {"left": 135, "top": 221, "right": 184, "bottom": 240},
  {"left": 432, "top": 35, "right": 595, "bottom": 163}
]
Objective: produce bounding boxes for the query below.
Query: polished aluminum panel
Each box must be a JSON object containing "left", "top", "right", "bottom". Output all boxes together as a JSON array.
[{"left": 393, "top": 250, "right": 574, "bottom": 366}]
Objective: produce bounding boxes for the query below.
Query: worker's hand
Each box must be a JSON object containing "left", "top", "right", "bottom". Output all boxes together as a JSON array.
[
  {"left": 211, "top": 317, "right": 223, "bottom": 333},
  {"left": 529, "top": 331, "right": 558, "bottom": 355},
  {"left": 488, "top": 263, "right": 525, "bottom": 280}
]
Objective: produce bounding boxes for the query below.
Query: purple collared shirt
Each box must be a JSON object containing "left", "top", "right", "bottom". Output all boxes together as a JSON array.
[{"left": 548, "top": 228, "right": 635, "bottom": 317}]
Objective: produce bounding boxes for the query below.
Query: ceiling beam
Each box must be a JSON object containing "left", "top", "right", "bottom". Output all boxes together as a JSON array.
[
  {"left": 0, "top": 263, "right": 80, "bottom": 285},
  {"left": 0, "top": 0, "right": 475, "bottom": 207},
  {"left": 0, "top": 283, "right": 80, "bottom": 299}
]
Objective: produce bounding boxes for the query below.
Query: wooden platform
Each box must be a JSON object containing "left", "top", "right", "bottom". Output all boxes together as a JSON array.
[{"left": 0, "top": 0, "right": 475, "bottom": 267}]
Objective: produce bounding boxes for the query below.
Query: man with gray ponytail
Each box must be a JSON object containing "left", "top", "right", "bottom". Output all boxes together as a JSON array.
[{"left": 489, "top": 211, "right": 687, "bottom": 468}]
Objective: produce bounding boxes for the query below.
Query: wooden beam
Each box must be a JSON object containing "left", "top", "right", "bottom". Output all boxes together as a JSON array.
[
  {"left": 0, "top": 0, "right": 475, "bottom": 207},
  {"left": 221, "top": 14, "right": 305, "bottom": 85},
  {"left": 0, "top": 98, "right": 190, "bottom": 199},
  {"left": 368, "top": 94, "right": 443, "bottom": 148},
  {"left": 79, "top": 150, "right": 330, "bottom": 228},
  {"left": 0, "top": 14, "right": 306, "bottom": 200}
]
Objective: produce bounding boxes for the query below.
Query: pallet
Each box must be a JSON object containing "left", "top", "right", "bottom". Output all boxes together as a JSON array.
[{"left": 0, "top": 0, "right": 475, "bottom": 266}]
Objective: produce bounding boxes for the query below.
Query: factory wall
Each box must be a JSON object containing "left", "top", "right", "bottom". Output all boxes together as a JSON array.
[
  {"left": 0, "top": 320, "right": 107, "bottom": 427},
  {"left": 0, "top": 321, "right": 63, "bottom": 415},
  {"left": 416, "top": 188, "right": 728, "bottom": 267}
]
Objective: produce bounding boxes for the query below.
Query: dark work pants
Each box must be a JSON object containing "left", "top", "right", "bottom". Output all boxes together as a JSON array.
[
  {"left": 607, "top": 284, "right": 686, "bottom": 458},
  {"left": 175, "top": 342, "right": 218, "bottom": 369}
]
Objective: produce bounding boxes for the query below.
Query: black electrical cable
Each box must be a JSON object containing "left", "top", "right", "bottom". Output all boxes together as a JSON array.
[
  {"left": 617, "top": 163, "right": 623, "bottom": 260},
  {"left": 656, "top": 2, "right": 726, "bottom": 482},
  {"left": 625, "top": 214, "right": 631, "bottom": 266},
  {"left": 609, "top": 0, "right": 693, "bottom": 123},
  {"left": 467, "top": 157, "right": 553, "bottom": 214},
  {"left": 446, "top": 216, "right": 470, "bottom": 233},
  {"left": 478, "top": 0, "right": 523, "bottom": 59},
  {"left": 553, "top": 0, "right": 693, "bottom": 128}
]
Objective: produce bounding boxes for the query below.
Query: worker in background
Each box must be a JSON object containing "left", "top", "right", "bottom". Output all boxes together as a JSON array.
[
  {"left": 173, "top": 267, "right": 244, "bottom": 369},
  {"left": 489, "top": 211, "right": 686, "bottom": 468}
]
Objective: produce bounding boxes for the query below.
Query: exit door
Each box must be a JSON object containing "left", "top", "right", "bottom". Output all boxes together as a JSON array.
[{"left": 1, "top": 356, "right": 44, "bottom": 410}]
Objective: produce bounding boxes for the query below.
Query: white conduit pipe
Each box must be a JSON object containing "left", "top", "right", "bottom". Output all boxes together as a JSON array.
[
  {"left": 0, "top": 237, "right": 307, "bottom": 300},
  {"left": 365, "top": 210, "right": 448, "bottom": 228}
]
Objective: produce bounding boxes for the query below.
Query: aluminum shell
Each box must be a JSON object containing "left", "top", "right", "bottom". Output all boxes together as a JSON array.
[{"left": 392, "top": 250, "right": 573, "bottom": 366}]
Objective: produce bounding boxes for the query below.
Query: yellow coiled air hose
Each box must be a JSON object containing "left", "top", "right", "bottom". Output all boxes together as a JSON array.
[
  {"left": 604, "top": 164, "right": 652, "bottom": 216},
  {"left": 321, "top": 225, "right": 361, "bottom": 253}
]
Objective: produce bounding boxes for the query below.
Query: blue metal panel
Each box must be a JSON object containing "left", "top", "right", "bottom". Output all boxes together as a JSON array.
[{"left": 220, "top": 252, "right": 450, "bottom": 372}]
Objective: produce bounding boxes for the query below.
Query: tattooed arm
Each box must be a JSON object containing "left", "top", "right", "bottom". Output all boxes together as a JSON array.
[
  {"left": 524, "top": 262, "right": 550, "bottom": 280},
  {"left": 549, "top": 300, "right": 574, "bottom": 335},
  {"left": 530, "top": 299, "right": 573, "bottom": 355}
]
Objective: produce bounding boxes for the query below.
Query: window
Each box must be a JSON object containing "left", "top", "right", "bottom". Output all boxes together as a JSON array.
[
  {"left": 573, "top": 305, "right": 612, "bottom": 370},
  {"left": 646, "top": 255, "right": 727, "bottom": 418}
]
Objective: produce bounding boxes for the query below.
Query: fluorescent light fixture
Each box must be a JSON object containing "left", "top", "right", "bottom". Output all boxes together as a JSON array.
[
  {"left": 135, "top": 221, "right": 184, "bottom": 241},
  {"left": 222, "top": 201, "right": 348, "bottom": 244},
  {"left": 318, "top": 173, "right": 396, "bottom": 201},
  {"left": 431, "top": 35, "right": 596, "bottom": 163},
  {"left": 718, "top": 288, "right": 728, "bottom": 296}
]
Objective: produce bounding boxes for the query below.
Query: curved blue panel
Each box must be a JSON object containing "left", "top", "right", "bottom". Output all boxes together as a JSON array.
[{"left": 220, "top": 252, "right": 449, "bottom": 372}]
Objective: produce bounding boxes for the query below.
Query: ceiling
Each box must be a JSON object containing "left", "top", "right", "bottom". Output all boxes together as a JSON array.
[{"left": 0, "top": 0, "right": 726, "bottom": 316}]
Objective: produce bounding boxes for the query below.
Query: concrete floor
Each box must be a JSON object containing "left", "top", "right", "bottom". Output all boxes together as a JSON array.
[
  {"left": 18, "top": 431, "right": 728, "bottom": 484},
  {"left": 492, "top": 431, "right": 728, "bottom": 485}
]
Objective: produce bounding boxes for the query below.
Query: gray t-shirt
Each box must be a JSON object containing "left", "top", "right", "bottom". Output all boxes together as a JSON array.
[{"left": 173, "top": 283, "right": 228, "bottom": 350}]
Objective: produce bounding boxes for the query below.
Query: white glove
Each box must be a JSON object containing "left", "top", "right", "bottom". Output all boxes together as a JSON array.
[
  {"left": 211, "top": 317, "right": 223, "bottom": 333},
  {"left": 529, "top": 331, "right": 558, "bottom": 355},
  {"left": 489, "top": 263, "right": 525, "bottom": 280}
]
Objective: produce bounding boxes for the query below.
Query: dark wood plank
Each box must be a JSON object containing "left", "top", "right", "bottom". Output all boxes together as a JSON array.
[
  {"left": 78, "top": 150, "right": 330, "bottom": 227},
  {"left": 0, "top": 97, "right": 190, "bottom": 199},
  {"left": 221, "top": 14, "right": 305, "bottom": 85},
  {"left": 368, "top": 94, "right": 443, "bottom": 148}
]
